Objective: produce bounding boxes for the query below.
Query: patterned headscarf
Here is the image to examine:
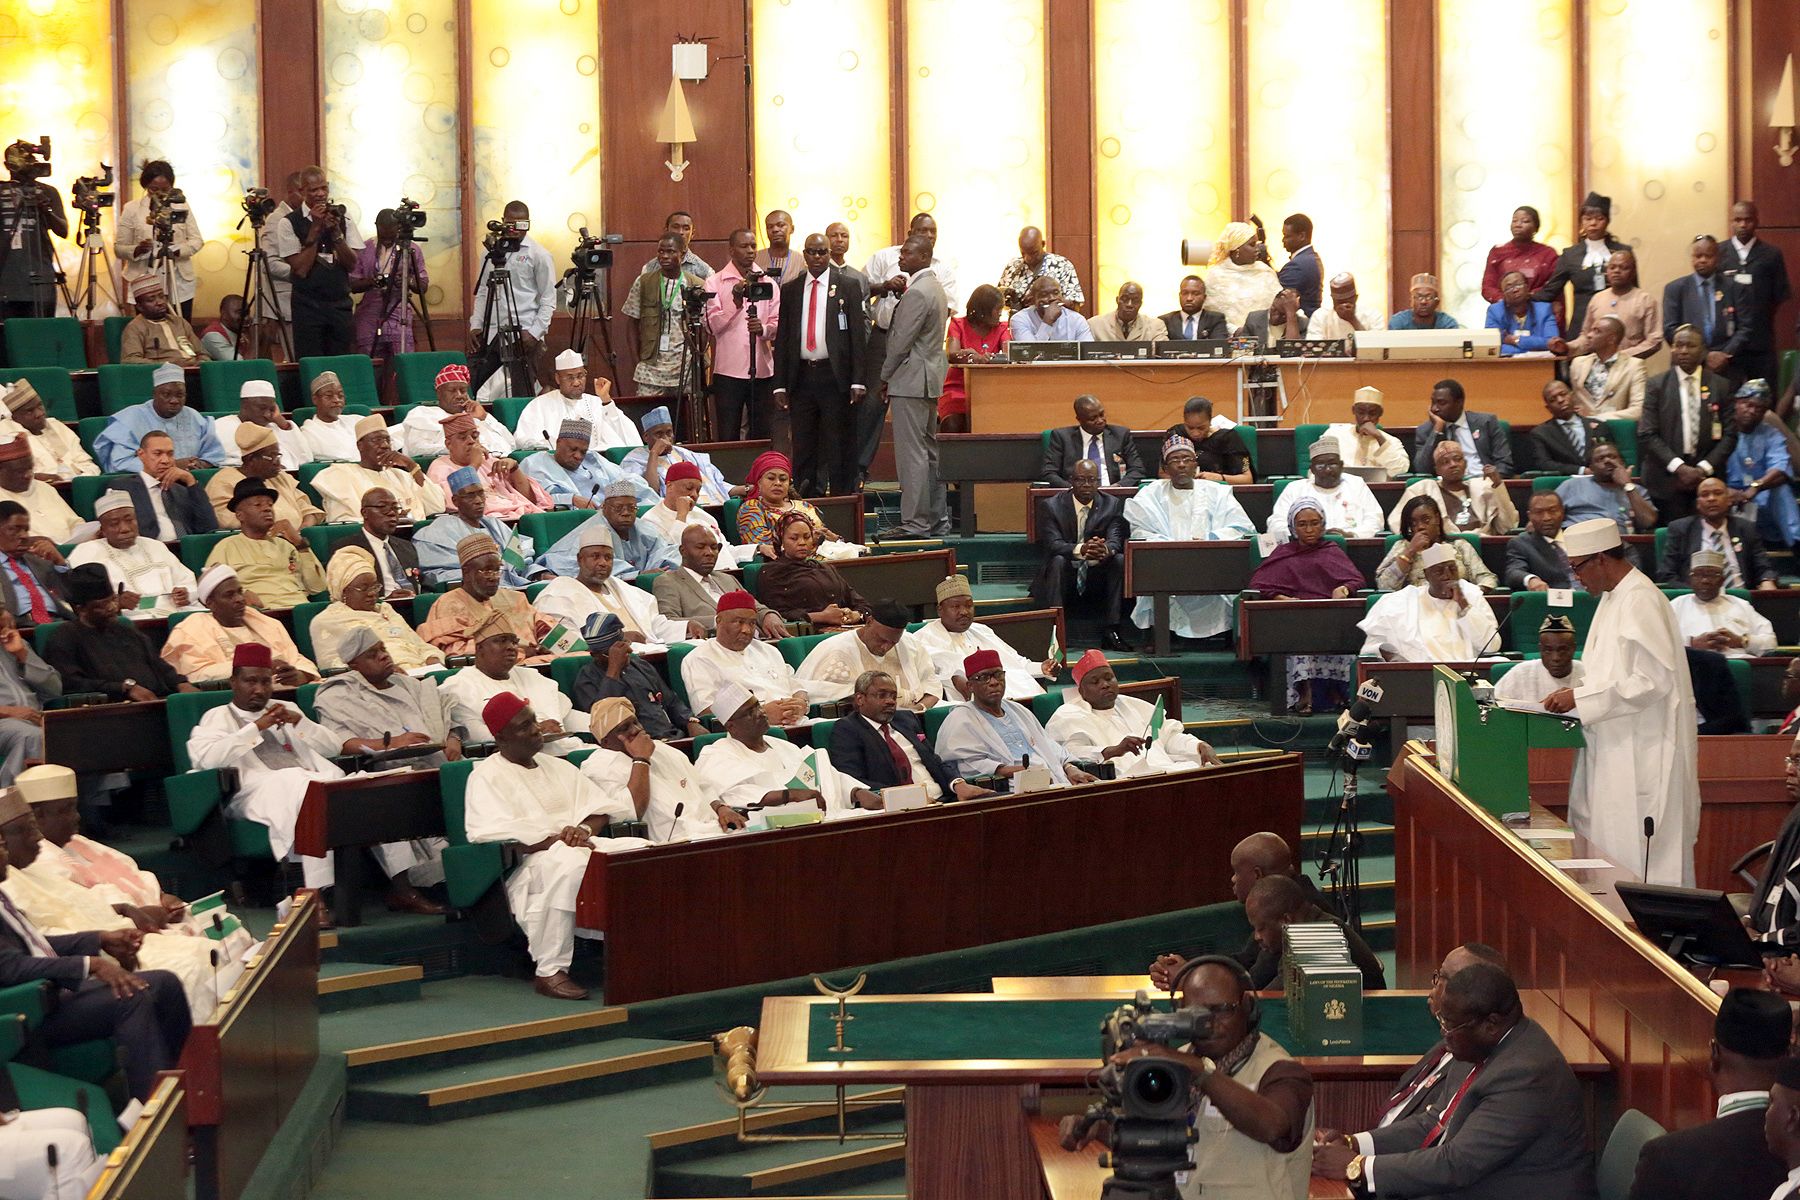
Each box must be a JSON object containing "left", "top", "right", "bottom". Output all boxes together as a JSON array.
[
  {"left": 1285, "top": 497, "right": 1327, "bottom": 539},
  {"left": 1209, "top": 221, "right": 1257, "bottom": 266},
  {"left": 327, "top": 546, "right": 378, "bottom": 601}
]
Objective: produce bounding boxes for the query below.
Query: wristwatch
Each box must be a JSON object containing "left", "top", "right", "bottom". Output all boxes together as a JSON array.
[
  {"left": 1345, "top": 1154, "right": 1366, "bottom": 1187},
  {"left": 122, "top": 678, "right": 138, "bottom": 692},
  {"left": 1623, "top": 482, "right": 1639, "bottom": 494}
]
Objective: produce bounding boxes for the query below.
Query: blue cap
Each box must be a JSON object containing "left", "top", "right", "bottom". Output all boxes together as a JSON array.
[
  {"left": 446, "top": 465, "right": 482, "bottom": 493},
  {"left": 581, "top": 612, "right": 625, "bottom": 649},
  {"left": 152, "top": 363, "right": 184, "bottom": 387},
  {"left": 639, "top": 405, "right": 673, "bottom": 432}
]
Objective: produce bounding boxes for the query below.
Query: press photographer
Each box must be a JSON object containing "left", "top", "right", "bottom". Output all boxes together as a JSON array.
[
  {"left": 703, "top": 228, "right": 782, "bottom": 444},
  {"left": 272, "top": 164, "right": 363, "bottom": 357},
  {"left": 0, "top": 137, "right": 68, "bottom": 319},
  {"left": 1060, "top": 957, "right": 1314, "bottom": 1200},
  {"left": 349, "top": 202, "right": 430, "bottom": 357},
  {"left": 468, "top": 200, "right": 556, "bottom": 398},
  {"left": 115, "top": 159, "right": 202, "bottom": 319},
  {"left": 621, "top": 231, "right": 709, "bottom": 399}
]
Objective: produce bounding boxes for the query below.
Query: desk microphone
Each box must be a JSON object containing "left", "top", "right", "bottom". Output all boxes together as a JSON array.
[
  {"left": 46, "top": 1144, "right": 59, "bottom": 1200},
  {"left": 1643, "top": 816, "right": 1655, "bottom": 881}
]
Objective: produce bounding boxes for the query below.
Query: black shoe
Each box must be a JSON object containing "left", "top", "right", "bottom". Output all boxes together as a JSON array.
[{"left": 1102, "top": 630, "right": 1129, "bottom": 651}]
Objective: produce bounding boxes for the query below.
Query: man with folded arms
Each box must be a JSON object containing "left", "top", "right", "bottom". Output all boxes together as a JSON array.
[
  {"left": 653, "top": 526, "right": 785, "bottom": 637},
  {"left": 934, "top": 650, "right": 1096, "bottom": 786}
]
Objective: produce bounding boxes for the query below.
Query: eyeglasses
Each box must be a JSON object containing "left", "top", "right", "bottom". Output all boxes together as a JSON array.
[
  {"left": 1784, "top": 753, "right": 1800, "bottom": 767},
  {"left": 1436, "top": 1012, "right": 1478, "bottom": 1035},
  {"left": 1429, "top": 970, "right": 1449, "bottom": 986}
]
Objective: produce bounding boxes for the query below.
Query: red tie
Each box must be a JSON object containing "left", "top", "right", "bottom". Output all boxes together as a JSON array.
[
  {"left": 1421, "top": 1061, "right": 1481, "bottom": 1147},
  {"left": 9, "top": 556, "right": 49, "bottom": 623},
  {"left": 881, "top": 723, "right": 913, "bottom": 784},
  {"left": 806, "top": 279, "right": 821, "bottom": 352}
]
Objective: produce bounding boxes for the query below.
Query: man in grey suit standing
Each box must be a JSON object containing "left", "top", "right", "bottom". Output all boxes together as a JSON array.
[
  {"left": 879, "top": 235, "right": 950, "bottom": 538},
  {"left": 1314, "top": 963, "right": 1593, "bottom": 1199}
]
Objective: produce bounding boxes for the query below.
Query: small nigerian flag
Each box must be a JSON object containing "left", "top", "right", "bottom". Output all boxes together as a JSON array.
[
  {"left": 501, "top": 537, "right": 530, "bottom": 573},
  {"left": 1147, "top": 695, "right": 1166, "bottom": 738},
  {"left": 786, "top": 750, "right": 820, "bottom": 792},
  {"left": 541, "top": 622, "right": 586, "bottom": 654},
  {"left": 1046, "top": 626, "right": 1061, "bottom": 666},
  {"left": 204, "top": 913, "right": 245, "bottom": 941}
]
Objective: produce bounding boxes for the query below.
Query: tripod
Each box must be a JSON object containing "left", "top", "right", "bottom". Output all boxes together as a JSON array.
[
  {"left": 565, "top": 266, "right": 619, "bottom": 391},
  {"left": 1315, "top": 764, "right": 1366, "bottom": 931},
  {"left": 379, "top": 233, "right": 435, "bottom": 353},
  {"left": 233, "top": 211, "right": 292, "bottom": 360},
  {"left": 473, "top": 245, "right": 532, "bottom": 398},
  {"left": 673, "top": 285, "right": 712, "bottom": 443},
  {"left": 67, "top": 205, "right": 119, "bottom": 321}
]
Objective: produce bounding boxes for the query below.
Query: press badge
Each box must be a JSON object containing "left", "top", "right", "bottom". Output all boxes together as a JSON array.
[
  {"left": 1736, "top": 272, "right": 1754, "bottom": 286},
  {"left": 838, "top": 311, "right": 848, "bottom": 331}
]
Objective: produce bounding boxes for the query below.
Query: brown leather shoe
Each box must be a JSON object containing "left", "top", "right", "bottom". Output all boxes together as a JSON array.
[
  {"left": 385, "top": 886, "right": 448, "bottom": 916},
  {"left": 533, "top": 971, "right": 589, "bottom": 1001}
]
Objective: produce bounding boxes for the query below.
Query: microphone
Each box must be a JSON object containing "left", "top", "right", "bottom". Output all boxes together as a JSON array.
[
  {"left": 1642, "top": 816, "right": 1655, "bottom": 882},
  {"left": 1326, "top": 679, "right": 1385, "bottom": 759},
  {"left": 47, "top": 1144, "right": 60, "bottom": 1200},
  {"left": 210, "top": 946, "right": 221, "bottom": 1005}
]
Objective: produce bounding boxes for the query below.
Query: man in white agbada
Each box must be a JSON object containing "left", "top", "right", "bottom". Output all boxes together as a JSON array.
[
  {"left": 212, "top": 379, "right": 312, "bottom": 471},
  {"left": 1358, "top": 542, "right": 1500, "bottom": 661},
  {"left": 462, "top": 691, "right": 639, "bottom": 1000},
  {"left": 398, "top": 364, "right": 514, "bottom": 459},
  {"left": 797, "top": 600, "right": 942, "bottom": 709},
  {"left": 679, "top": 590, "right": 810, "bottom": 723},
  {"left": 1125, "top": 433, "right": 1255, "bottom": 639},
  {"left": 911, "top": 574, "right": 1049, "bottom": 701},
  {"left": 1323, "top": 387, "right": 1411, "bottom": 476},
  {"left": 692, "top": 683, "right": 880, "bottom": 824},
  {"left": 640, "top": 459, "right": 751, "bottom": 567},
  {"left": 1493, "top": 614, "right": 1587, "bottom": 706},
  {"left": 934, "top": 650, "right": 1098, "bottom": 787},
  {"left": 187, "top": 642, "right": 447, "bottom": 905},
  {"left": 533, "top": 527, "right": 698, "bottom": 653},
  {"left": 1261, "top": 439, "right": 1384, "bottom": 552},
  {"left": 512, "top": 350, "right": 643, "bottom": 451},
  {"left": 1671, "top": 550, "right": 1776, "bottom": 659},
  {"left": 1045, "top": 651, "right": 1220, "bottom": 777},
  {"left": 1202, "top": 221, "right": 1282, "bottom": 330},
  {"left": 66, "top": 490, "right": 199, "bottom": 617},
  {"left": 1543, "top": 517, "right": 1700, "bottom": 886},
  {"left": 311, "top": 414, "right": 447, "bottom": 524},
  {"left": 580, "top": 699, "right": 713, "bottom": 842},
  {"left": 439, "top": 613, "right": 588, "bottom": 750},
  {"left": 1, "top": 779, "right": 221, "bottom": 1018}
]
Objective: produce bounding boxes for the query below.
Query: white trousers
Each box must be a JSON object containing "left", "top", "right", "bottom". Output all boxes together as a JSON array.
[
  {"left": 503, "top": 841, "right": 598, "bottom": 977},
  {"left": 0, "top": 1108, "right": 101, "bottom": 1199},
  {"left": 229, "top": 769, "right": 448, "bottom": 889}
]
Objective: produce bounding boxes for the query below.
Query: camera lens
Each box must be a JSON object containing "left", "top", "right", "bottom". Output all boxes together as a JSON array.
[{"left": 1132, "top": 1065, "right": 1178, "bottom": 1106}]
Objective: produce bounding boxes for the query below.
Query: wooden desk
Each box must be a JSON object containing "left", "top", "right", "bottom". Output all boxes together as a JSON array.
[
  {"left": 832, "top": 548, "right": 956, "bottom": 616},
  {"left": 1389, "top": 742, "right": 1722, "bottom": 1132},
  {"left": 88, "top": 1073, "right": 188, "bottom": 1200},
  {"left": 810, "top": 492, "right": 865, "bottom": 544},
  {"left": 1124, "top": 541, "right": 1256, "bottom": 656},
  {"left": 43, "top": 700, "right": 172, "bottom": 775},
  {"left": 686, "top": 438, "right": 772, "bottom": 486},
  {"left": 180, "top": 890, "right": 321, "bottom": 1200},
  {"left": 979, "top": 607, "right": 1067, "bottom": 667},
  {"left": 575, "top": 754, "right": 1303, "bottom": 1003},
  {"left": 292, "top": 769, "right": 447, "bottom": 927},
  {"left": 1240, "top": 599, "right": 1370, "bottom": 715},
  {"left": 1031, "top": 1117, "right": 1355, "bottom": 1200}
]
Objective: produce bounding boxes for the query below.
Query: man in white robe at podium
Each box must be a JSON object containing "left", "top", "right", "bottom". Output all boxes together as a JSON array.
[{"left": 1543, "top": 517, "right": 1699, "bottom": 886}]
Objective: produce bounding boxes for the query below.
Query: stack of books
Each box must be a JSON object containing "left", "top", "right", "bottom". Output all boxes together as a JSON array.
[{"left": 1282, "top": 921, "right": 1364, "bottom": 1053}]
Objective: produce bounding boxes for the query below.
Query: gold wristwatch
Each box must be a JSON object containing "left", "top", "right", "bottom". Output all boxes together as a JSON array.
[{"left": 1346, "top": 1154, "right": 1365, "bottom": 1186}]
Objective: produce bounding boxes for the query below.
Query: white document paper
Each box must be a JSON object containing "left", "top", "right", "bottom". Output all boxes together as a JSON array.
[{"left": 1550, "top": 858, "right": 1612, "bottom": 870}]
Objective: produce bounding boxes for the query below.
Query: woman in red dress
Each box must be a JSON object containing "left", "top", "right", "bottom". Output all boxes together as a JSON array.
[{"left": 938, "top": 284, "right": 1010, "bottom": 433}]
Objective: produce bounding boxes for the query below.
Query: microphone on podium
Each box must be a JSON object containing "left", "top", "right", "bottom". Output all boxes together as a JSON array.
[{"left": 1642, "top": 816, "right": 1655, "bottom": 881}]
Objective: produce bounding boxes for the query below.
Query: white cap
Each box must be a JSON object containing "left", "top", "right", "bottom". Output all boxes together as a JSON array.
[
  {"left": 1419, "top": 542, "right": 1458, "bottom": 570},
  {"left": 239, "top": 379, "right": 276, "bottom": 400},
  {"left": 711, "top": 682, "right": 753, "bottom": 723},
  {"left": 553, "top": 349, "right": 584, "bottom": 372},
  {"left": 1562, "top": 517, "right": 1622, "bottom": 557},
  {"left": 196, "top": 563, "right": 238, "bottom": 602},
  {"left": 93, "top": 490, "right": 134, "bottom": 517},
  {"left": 15, "top": 764, "right": 76, "bottom": 804},
  {"left": 1689, "top": 549, "right": 1726, "bottom": 571},
  {"left": 576, "top": 522, "right": 617, "bottom": 551}
]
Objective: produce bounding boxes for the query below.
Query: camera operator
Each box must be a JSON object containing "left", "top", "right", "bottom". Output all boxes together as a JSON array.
[
  {"left": 469, "top": 200, "right": 556, "bottom": 394},
  {"left": 0, "top": 140, "right": 67, "bottom": 320},
  {"left": 272, "top": 165, "right": 363, "bottom": 357},
  {"left": 114, "top": 159, "right": 201, "bottom": 320},
  {"left": 1062, "top": 958, "right": 1315, "bottom": 1200},
  {"left": 252, "top": 172, "right": 303, "bottom": 325},
  {"left": 350, "top": 208, "right": 428, "bottom": 357},
  {"left": 622, "top": 232, "right": 707, "bottom": 397},
  {"left": 704, "top": 229, "right": 782, "bottom": 444}
]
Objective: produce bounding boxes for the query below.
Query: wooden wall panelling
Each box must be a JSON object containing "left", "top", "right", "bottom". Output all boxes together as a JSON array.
[
  {"left": 1387, "top": 0, "right": 1435, "bottom": 315},
  {"left": 259, "top": 1, "right": 322, "bottom": 189},
  {"left": 1044, "top": 0, "right": 1095, "bottom": 312},
  {"left": 1733, "top": 0, "right": 1800, "bottom": 356}
]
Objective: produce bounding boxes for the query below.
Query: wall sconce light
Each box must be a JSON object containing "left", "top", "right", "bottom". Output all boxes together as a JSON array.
[
  {"left": 1774, "top": 53, "right": 1795, "bottom": 167},
  {"left": 656, "top": 76, "right": 697, "bottom": 182}
]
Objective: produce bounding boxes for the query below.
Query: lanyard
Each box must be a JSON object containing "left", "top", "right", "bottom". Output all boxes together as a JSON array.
[{"left": 1421, "top": 1061, "right": 1481, "bottom": 1147}]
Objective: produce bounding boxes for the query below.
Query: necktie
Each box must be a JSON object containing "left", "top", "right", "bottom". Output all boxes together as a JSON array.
[
  {"left": 806, "top": 278, "right": 821, "bottom": 352},
  {"left": 1085, "top": 434, "right": 1104, "bottom": 484},
  {"left": 1378, "top": 1052, "right": 1449, "bottom": 1127},
  {"left": 1567, "top": 418, "right": 1586, "bottom": 458},
  {"left": 1707, "top": 527, "right": 1744, "bottom": 589},
  {"left": 880, "top": 723, "right": 913, "bottom": 784},
  {"left": 1697, "top": 276, "right": 1715, "bottom": 343},
  {"left": 381, "top": 540, "right": 407, "bottom": 591},
  {"left": 1684, "top": 374, "right": 1702, "bottom": 454},
  {"left": 1184, "top": 314, "right": 1197, "bottom": 339},
  {"left": 1553, "top": 539, "right": 1574, "bottom": 587},
  {"left": 0, "top": 889, "right": 55, "bottom": 958},
  {"left": 9, "top": 556, "right": 49, "bottom": 623},
  {"left": 1074, "top": 502, "right": 1090, "bottom": 590},
  {"left": 1422, "top": 1061, "right": 1483, "bottom": 1147}
]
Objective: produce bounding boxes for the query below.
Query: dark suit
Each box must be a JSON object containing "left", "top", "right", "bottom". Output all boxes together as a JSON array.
[
  {"left": 572, "top": 656, "right": 692, "bottom": 740},
  {"left": 1031, "top": 490, "right": 1126, "bottom": 626},
  {"left": 116, "top": 471, "right": 217, "bottom": 542},
  {"left": 1628, "top": 1104, "right": 1785, "bottom": 1200},
  {"left": 1717, "top": 237, "right": 1791, "bottom": 383},
  {"left": 1160, "top": 309, "right": 1228, "bottom": 341},
  {"left": 1638, "top": 366, "right": 1733, "bottom": 521},
  {"left": 1661, "top": 271, "right": 1753, "bottom": 374},
  {"left": 1234, "top": 308, "right": 1308, "bottom": 344},
  {"left": 1503, "top": 532, "right": 1576, "bottom": 591},
  {"left": 1688, "top": 646, "right": 1750, "bottom": 735},
  {"left": 1278, "top": 245, "right": 1323, "bottom": 314},
  {"left": 1412, "top": 412, "right": 1515, "bottom": 477},
  {"left": 1536, "top": 235, "right": 1626, "bottom": 335},
  {"left": 1365, "top": 1017, "right": 1594, "bottom": 1200},
  {"left": 1659, "top": 513, "right": 1775, "bottom": 586},
  {"left": 1528, "top": 415, "right": 1607, "bottom": 473},
  {"left": 1371, "top": 1042, "right": 1470, "bottom": 1129},
  {"left": 0, "top": 905, "right": 191, "bottom": 1101},
  {"left": 773, "top": 267, "right": 868, "bottom": 496},
  {"left": 1041, "top": 424, "right": 1146, "bottom": 488},
  {"left": 828, "top": 709, "right": 959, "bottom": 797},
  {"left": 1228, "top": 873, "right": 1341, "bottom": 976},
  {"left": 0, "top": 551, "right": 70, "bottom": 625},
  {"left": 329, "top": 528, "right": 423, "bottom": 595}
]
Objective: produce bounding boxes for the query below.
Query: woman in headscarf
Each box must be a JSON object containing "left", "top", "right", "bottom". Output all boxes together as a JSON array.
[
  {"left": 1374, "top": 495, "right": 1496, "bottom": 591},
  {"left": 1203, "top": 220, "right": 1283, "bottom": 329},
  {"left": 1247, "top": 498, "right": 1366, "bottom": 714},
  {"left": 755, "top": 512, "right": 869, "bottom": 628},
  {"left": 307, "top": 546, "right": 446, "bottom": 673},
  {"left": 734, "top": 450, "right": 864, "bottom": 560}
]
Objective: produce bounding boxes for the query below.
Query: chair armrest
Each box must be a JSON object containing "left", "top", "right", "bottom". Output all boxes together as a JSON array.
[
  {"left": 166, "top": 769, "right": 225, "bottom": 838},
  {"left": 0, "top": 980, "right": 53, "bottom": 1029}
]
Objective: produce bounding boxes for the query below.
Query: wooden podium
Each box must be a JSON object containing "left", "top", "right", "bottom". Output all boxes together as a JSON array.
[{"left": 1431, "top": 666, "right": 1585, "bottom": 819}]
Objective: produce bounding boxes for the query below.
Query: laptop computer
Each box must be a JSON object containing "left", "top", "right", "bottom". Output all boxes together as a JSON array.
[
  {"left": 1155, "top": 339, "right": 1232, "bottom": 360},
  {"left": 1007, "top": 341, "right": 1082, "bottom": 363},
  {"left": 1081, "top": 341, "right": 1157, "bottom": 361}
]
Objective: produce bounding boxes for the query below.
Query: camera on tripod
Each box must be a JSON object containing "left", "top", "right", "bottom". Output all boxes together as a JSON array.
[
  {"left": 71, "top": 164, "right": 114, "bottom": 216},
  {"left": 149, "top": 188, "right": 189, "bottom": 238},
  {"left": 680, "top": 284, "right": 709, "bottom": 312},
  {"left": 3, "top": 137, "right": 51, "bottom": 182},
  {"left": 743, "top": 268, "right": 775, "bottom": 304},
  {"left": 483, "top": 217, "right": 523, "bottom": 261},
  {"left": 395, "top": 196, "right": 427, "bottom": 233},
  {"left": 569, "top": 226, "right": 615, "bottom": 273},
  {"left": 239, "top": 187, "right": 277, "bottom": 225},
  {"left": 1068, "top": 992, "right": 1208, "bottom": 1199}
]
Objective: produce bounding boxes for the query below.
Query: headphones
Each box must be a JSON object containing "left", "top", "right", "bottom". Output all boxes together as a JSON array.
[{"left": 1166, "top": 954, "right": 1260, "bottom": 1032}]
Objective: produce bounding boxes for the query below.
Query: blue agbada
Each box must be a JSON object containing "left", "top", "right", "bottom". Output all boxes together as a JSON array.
[
  {"left": 519, "top": 450, "right": 657, "bottom": 506},
  {"left": 1726, "top": 422, "right": 1800, "bottom": 545},
  {"left": 534, "top": 512, "right": 678, "bottom": 580},
  {"left": 93, "top": 400, "right": 227, "bottom": 472},
  {"left": 414, "top": 512, "right": 537, "bottom": 587},
  {"left": 617, "top": 444, "right": 734, "bottom": 504}
]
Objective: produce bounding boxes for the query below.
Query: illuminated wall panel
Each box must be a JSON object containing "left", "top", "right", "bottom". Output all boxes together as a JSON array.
[
  {"left": 905, "top": 0, "right": 1046, "bottom": 309},
  {"left": 1245, "top": 0, "right": 1389, "bottom": 315},
  {"left": 470, "top": 0, "right": 600, "bottom": 277},
  {"left": 1586, "top": 0, "right": 1729, "bottom": 318},
  {"left": 124, "top": 0, "right": 261, "bottom": 314},
  {"left": 1092, "top": 0, "right": 1231, "bottom": 314},
  {"left": 1437, "top": 0, "right": 1573, "bottom": 327},
  {"left": 321, "top": 0, "right": 461, "bottom": 308},
  {"left": 0, "top": 0, "right": 117, "bottom": 314},
  {"left": 753, "top": 0, "right": 892, "bottom": 265}
]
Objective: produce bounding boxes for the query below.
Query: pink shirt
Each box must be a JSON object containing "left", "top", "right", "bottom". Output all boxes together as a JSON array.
[{"left": 705, "top": 261, "right": 781, "bottom": 379}]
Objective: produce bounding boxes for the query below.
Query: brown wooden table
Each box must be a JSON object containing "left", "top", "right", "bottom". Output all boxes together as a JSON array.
[
  {"left": 43, "top": 699, "right": 172, "bottom": 775},
  {"left": 292, "top": 769, "right": 447, "bottom": 926},
  {"left": 830, "top": 548, "right": 956, "bottom": 616},
  {"left": 576, "top": 754, "right": 1303, "bottom": 1003},
  {"left": 87, "top": 1073, "right": 188, "bottom": 1200},
  {"left": 1124, "top": 541, "right": 1257, "bottom": 655}
]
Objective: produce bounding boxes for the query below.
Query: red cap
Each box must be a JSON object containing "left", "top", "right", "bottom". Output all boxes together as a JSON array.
[
  {"left": 665, "top": 460, "right": 702, "bottom": 484},
  {"left": 1071, "top": 648, "right": 1108, "bottom": 683},
  {"left": 232, "top": 642, "right": 272, "bottom": 670},
  {"left": 963, "top": 649, "right": 1002, "bottom": 677},
  {"left": 434, "top": 363, "right": 471, "bottom": 388},
  {"left": 481, "top": 691, "right": 530, "bottom": 737},
  {"left": 717, "top": 589, "right": 757, "bottom": 614}
]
